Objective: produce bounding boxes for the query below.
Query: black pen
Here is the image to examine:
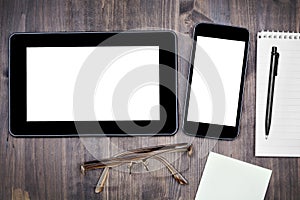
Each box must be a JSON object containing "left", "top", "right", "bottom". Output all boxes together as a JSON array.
[{"left": 265, "top": 46, "right": 279, "bottom": 140}]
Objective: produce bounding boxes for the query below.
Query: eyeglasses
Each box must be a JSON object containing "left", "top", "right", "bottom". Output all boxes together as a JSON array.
[{"left": 80, "top": 143, "right": 193, "bottom": 193}]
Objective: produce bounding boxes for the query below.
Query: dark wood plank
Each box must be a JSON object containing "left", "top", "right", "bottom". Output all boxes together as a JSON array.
[{"left": 0, "top": 0, "right": 300, "bottom": 199}]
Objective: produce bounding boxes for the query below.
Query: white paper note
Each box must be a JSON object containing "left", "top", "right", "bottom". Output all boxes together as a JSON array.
[
  {"left": 256, "top": 31, "right": 300, "bottom": 157},
  {"left": 195, "top": 152, "right": 272, "bottom": 200}
]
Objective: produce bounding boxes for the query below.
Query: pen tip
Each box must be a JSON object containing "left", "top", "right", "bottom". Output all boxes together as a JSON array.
[{"left": 265, "top": 135, "right": 268, "bottom": 140}]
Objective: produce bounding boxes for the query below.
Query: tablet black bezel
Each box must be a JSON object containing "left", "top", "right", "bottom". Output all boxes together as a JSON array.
[
  {"left": 9, "top": 31, "right": 178, "bottom": 137},
  {"left": 183, "top": 23, "right": 249, "bottom": 140}
]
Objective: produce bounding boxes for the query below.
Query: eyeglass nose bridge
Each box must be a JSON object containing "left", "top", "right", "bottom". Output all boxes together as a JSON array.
[
  {"left": 127, "top": 159, "right": 150, "bottom": 174},
  {"left": 142, "top": 159, "right": 150, "bottom": 171}
]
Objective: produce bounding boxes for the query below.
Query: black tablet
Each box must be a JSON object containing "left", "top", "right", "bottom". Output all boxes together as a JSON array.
[
  {"left": 9, "top": 31, "right": 178, "bottom": 137},
  {"left": 183, "top": 23, "right": 249, "bottom": 140}
]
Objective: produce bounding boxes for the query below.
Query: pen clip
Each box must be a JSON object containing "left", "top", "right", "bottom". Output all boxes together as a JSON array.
[
  {"left": 274, "top": 53, "right": 279, "bottom": 76},
  {"left": 271, "top": 47, "right": 279, "bottom": 76}
]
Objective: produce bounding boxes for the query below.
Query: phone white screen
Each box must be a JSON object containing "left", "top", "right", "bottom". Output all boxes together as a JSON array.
[
  {"left": 187, "top": 36, "right": 245, "bottom": 126},
  {"left": 26, "top": 46, "right": 160, "bottom": 121}
]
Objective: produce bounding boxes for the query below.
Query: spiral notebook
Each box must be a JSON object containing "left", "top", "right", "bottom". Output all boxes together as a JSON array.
[{"left": 256, "top": 31, "right": 300, "bottom": 157}]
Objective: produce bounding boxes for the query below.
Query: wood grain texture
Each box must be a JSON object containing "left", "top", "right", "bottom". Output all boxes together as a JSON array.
[{"left": 1, "top": 0, "right": 300, "bottom": 199}]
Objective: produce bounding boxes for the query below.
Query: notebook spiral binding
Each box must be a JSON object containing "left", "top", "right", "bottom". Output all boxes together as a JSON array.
[{"left": 258, "top": 31, "right": 300, "bottom": 40}]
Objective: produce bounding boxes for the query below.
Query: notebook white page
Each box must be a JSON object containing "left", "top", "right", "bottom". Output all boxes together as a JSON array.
[
  {"left": 256, "top": 31, "right": 300, "bottom": 157},
  {"left": 195, "top": 152, "right": 272, "bottom": 200}
]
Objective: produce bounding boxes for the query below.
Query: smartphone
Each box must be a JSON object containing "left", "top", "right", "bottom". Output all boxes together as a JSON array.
[{"left": 183, "top": 23, "right": 249, "bottom": 140}]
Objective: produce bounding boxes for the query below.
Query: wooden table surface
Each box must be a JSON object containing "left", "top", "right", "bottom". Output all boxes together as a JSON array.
[{"left": 1, "top": 0, "right": 300, "bottom": 199}]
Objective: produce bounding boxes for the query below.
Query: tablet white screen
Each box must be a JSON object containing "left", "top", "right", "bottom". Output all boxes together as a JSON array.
[
  {"left": 26, "top": 46, "right": 160, "bottom": 121},
  {"left": 187, "top": 36, "right": 245, "bottom": 126}
]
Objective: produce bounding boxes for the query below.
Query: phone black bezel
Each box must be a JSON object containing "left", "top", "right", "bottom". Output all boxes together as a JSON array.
[
  {"left": 183, "top": 23, "right": 249, "bottom": 140},
  {"left": 9, "top": 31, "right": 178, "bottom": 137}
]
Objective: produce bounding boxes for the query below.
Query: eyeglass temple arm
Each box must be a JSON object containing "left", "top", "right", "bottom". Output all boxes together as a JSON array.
[
  {"left": 93, "top": 149, "right": 137, "bottom": 193},
  {"left": 150, "top": 155, "right": 188, "bottom": 185},
  {"left": 95, "top": 167, "right": 109, "bottom": 193}
]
